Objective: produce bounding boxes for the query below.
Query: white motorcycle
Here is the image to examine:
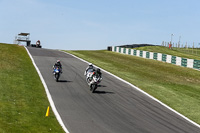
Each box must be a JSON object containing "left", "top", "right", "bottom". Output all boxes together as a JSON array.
[{"left": 85, "top": 69, "right": 102, "bottom": 93}]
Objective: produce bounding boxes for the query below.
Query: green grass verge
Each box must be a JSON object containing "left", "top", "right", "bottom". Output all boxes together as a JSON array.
[
  {"left": 65, "top": 50, "right": 200, "bottom": 125},
  {"left": 0, "top": 43, "right": 64, "bottom": 133},
  {"left": 134, "top": 46, "right": 200, "bottom": 60}
]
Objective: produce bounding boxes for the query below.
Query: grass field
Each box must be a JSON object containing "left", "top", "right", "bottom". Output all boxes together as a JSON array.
[
  {"left": 0, "top": 43, "right": 64, "bottom": 133},
  {"left": 134, "top": 46, "right": 200, "bottom": 60},
  {"left": 66, "top": 49, "right": 200, "bottom": 125}
]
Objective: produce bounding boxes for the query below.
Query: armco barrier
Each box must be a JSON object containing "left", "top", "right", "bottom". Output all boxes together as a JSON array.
[
  {"left": 123, "top": 48, "right": 126, "bottom": 54},
  {"left": 187, "top": 59, "right": 194, "bottom": 68},
  {"left": 153, "top": 53, "right": 158, "bottom": 60},
  {"left": 112, "top": 46, "right": 200, "bottom": 70},
  {"left": 143, "top": 51, "right": 146, "bottom": 58},
  {"left": 114, "top": 46, "right": 117, "bottom": 52},
  {"left": 140, "top": 51, "right": 143, "bottom": 57},
  {"left": 171, "top": 56, "right": 176, "bottom": 64},
  {"left": 193, "top": 60, "right": 200, "bottom": 69},
  {"left": 176, "top": 57, "right": 182, "bottom": 66},
  {"left": 150, "top": 52, "right": 154, "bottom": 59},
  {"left": 162, "top": 54, "right": 167, "bottom": 62},
  {"left": 128, "top": 49, "right": 131, "bottom": 55},
  {"left": 181, "top": 58, "right": 187, "bottom": 67},
  {"left": 166, "top": 55, "right": 172, "bottom": 63},
  {"left": 133, "top": 50, "right": 137, "bottom": 56},
  {"left": 157, "top": 53, "right": 162, "bottom": 61},
  {"left": 136, "top": 50, "right": 140, "bottom": 57},
  {"left": 146, "top": 52, "right": 150, "bottom": 58}
]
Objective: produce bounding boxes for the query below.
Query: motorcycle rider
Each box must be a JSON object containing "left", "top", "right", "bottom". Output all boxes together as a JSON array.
[
  {"left": 84, "top": 63, "right": 95, "bottom": 76},
  {"left": 36, "top": 40, "right": 40, "bottom": 47},
  {"left": 88, "top": 68, "right": 102, "bottom": 85},
  {"left": 53, "top": 60, "right": 62, "bottom": 73},
  {"left": 93, "top": 68, "right": 102, "bottom": 78}
]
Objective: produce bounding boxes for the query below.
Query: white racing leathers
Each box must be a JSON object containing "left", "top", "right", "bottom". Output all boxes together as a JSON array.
[
  {"left": 84, "top": 65, "right": 95, "bottom": 76},
  {"left": 84, "top": 68, "right": 102, "bottom": 93}
]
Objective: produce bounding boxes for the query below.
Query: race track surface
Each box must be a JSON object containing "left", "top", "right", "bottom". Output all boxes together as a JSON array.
[{"left": 27, "top": 47, "right": 200, "bottom": 133}]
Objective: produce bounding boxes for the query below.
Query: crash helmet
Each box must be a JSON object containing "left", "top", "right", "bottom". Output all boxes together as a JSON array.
[{"left": 57, "top": 60, "right": 60, "bottom": 63}]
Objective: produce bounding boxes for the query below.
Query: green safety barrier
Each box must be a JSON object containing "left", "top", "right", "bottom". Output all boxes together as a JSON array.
[
  {"left": 123, "top": 48, "right": 126, "bottom": 54},
  {"left": 128, "top": 49, "right": 131, "bottom": 55},
  {"left": 114, "top": 47, "right": 200, "bottom": 71},
  {"left": 171, "top": 56, "right": 176, "bottom": 64},
  {"left": 193, "top": 60, "right": 200, "bottom": 69},
  {"left": 133, "top": 50, "right": 137, "bottom": 56},
  {"left": 181, "top": 58, "right": 187, "bottom": 67},
  {"left": 140, "top": 51, "right": 143, "bottom": 57},
  {"left": 162, "top": 54, "right": 167, "bottom": 62},
  {"left": 153, "top": 53, "right": 158, "bottom": 60},
  {"left": 146, "top": 52, "right": 150, "bottom": 58}
]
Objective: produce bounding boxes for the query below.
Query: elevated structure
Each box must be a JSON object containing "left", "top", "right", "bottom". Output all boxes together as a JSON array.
[{"left": 15, "top": 33, "right": 31, "bottom": 46}]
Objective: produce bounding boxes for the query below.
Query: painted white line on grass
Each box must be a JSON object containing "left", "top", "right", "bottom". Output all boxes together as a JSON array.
[
  {"left": 25, "top": 47, "right": 70, "bottom": 133},
  {"left": 61, "top": 50, "right": 200, "bottom": 129}
]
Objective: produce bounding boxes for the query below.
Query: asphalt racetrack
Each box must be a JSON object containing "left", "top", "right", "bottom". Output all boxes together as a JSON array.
[{"left": 27, "top": 47, "right": 200, "bottom": 133}]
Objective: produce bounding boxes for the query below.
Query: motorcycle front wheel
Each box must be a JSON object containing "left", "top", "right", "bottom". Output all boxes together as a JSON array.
[
  {"left": 90, "top": 84, "right": 97, "bottom": 93},
  {"left": 55, "top": 73, "right": 60, "bottom": 82}
]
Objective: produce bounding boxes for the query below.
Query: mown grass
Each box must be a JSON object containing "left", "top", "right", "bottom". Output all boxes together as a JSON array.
[
  {"left": 66, "top": 50, "right": 200, "bottom": 125},
  {"left": 134, "top": 46, "right": 200, "bottom": 60},
  {"left": 0, "top": 43, "right": 64, "bottom": 133}
]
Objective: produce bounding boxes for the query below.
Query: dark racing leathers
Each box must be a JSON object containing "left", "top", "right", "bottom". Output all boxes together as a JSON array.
[{"left": 53, "top": 62, "right": 62, "bottom": 73}]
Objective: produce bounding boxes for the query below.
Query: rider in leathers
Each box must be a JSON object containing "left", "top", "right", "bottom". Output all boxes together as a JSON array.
[
  {"left": 85, "top": 63, "right": 102, "bottom": 84},
  {"left": 84, "top": 63, "right": 95, "bottom": 76},
  {"left": 93, "top": 68, "right": 102, "bottom": 78},
  {"left": 53, "top": 60, "right": 62, "bottom": 73}
]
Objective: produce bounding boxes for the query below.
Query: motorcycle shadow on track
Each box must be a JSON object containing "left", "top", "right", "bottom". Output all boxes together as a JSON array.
[
  {"left": 93, "top": 90, "right": 114, "bottom": 94},
  {"left": 93, "top": 85, "right": 114, "bottom": 94},
  {"left": 98, "top": 85, "right": 106, "bottom": 87},
  {"left": 56, "top": 80, "right": 72, "bottom": 83}
]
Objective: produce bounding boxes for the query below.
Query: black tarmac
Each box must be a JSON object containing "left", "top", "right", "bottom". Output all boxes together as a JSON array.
[{"left": 27, "top": 47, "right": 200, "bottom": 133}]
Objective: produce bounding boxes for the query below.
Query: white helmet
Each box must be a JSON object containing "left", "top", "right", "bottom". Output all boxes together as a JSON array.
[
  {"left": 89, "top": 63, "right": 93, "bottom": 66},
  {"left": 57, "top": 60, "right": 60, "bottom": 63}
]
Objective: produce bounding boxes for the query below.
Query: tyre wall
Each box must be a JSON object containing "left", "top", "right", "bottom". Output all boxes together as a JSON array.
[{"left": 112, "top": 46, "right": 200, "bottom": 70}]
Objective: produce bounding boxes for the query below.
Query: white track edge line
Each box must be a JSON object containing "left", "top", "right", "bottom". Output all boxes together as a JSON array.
[
  {"left": 25, "top": 47, "right": 70, "bottom": 133},
  {"left": 61, "top": 50, "right": 200, "bottom": 129}
]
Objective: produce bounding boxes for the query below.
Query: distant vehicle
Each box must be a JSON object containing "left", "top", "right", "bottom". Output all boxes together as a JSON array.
[
  {"left": 36, "top": 40, "right": 42, "bottom": 48},
  {"left": 30, "top": 40, "right": 42, "bottom": 48}
]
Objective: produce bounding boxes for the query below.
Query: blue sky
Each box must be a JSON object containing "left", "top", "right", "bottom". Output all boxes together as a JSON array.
[{"left": 0, "top": 0, "right": 200, "bottom": 50}]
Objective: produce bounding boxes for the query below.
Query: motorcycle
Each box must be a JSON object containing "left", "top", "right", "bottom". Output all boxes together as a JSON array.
[
  {"left": 53, "top": 67, "right": 61, "bottom": 82},
  {"left": 86, "top": 69, "right": 102, "bottom": 93}
]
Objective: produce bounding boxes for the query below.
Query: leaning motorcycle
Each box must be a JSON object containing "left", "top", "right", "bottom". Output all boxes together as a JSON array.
[
  {"left": 86, "top": 70, "right": 102, "bottom": 93},
  {"left": 53, "top": 67, "right": 61, "bottom": 82}
]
